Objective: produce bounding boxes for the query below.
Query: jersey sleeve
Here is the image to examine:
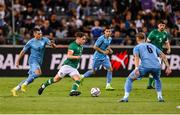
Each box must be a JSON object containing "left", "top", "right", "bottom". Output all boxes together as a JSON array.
[
  {"left": 22, "top": 41, "right": 31, "bottom": 52},
  {"left": 68, "top": 43, "right": 75, "bottom": 53},
  {"left": 133, "top": 46, "right": 139, "bottom": 56},
  {"left": 147, "top": 31, "right": 154, "bottom": 42},
  {"left": 44, "top": 37, "right": 51, "bottom": 45},
  {"left": 95, "top": 37, "right": 103, "bottom": 47}
]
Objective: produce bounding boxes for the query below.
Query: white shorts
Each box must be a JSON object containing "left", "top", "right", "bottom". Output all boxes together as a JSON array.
[{"left": 57, "top": 65, "right": 80, "bottom": 78}]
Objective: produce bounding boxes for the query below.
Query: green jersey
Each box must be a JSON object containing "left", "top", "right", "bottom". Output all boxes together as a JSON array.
[
  {"left": 63, "top": 41, "right": 83, "bottom": 68},
  {"left": 147, "top": 29, "right": 168, "bottom": 51}
]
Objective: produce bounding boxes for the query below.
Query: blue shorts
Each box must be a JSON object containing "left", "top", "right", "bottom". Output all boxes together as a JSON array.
[
  {"left": 128, "top": 66, "right": 161, "bottom": 80},
  {"left": 28, "top": 62, "right": 41, "bottom": 76},
  {"left": 92, "top": 57, "right": 111, "bottom": 71}
]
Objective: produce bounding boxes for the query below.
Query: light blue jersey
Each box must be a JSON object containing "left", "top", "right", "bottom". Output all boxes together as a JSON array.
[
  {"left": 93, "top": 35, "right": 112, "bottom": 60},
  {"left": 23, "top": 37, "right": 51, "bottom": 65},
  {"left": 133, "top": 43, "right": 162, "bottom": 69}
]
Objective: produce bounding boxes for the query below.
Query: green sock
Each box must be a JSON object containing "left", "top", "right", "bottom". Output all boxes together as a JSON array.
[
  {"left": 43, "top": 78, "right": 55, "bottom": 88},
  {"left": 71, "top": 80, "right": 80, "bottom": 91},
  {"left": 148, "top": 77, "right": 154, "bottom": 86}
]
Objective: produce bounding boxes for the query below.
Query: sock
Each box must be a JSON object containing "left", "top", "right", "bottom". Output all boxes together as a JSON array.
[
  {"left": 157, "top": 91, "right": 163, "bottom": 98},
  {"left": 123, "top": 92, "right": 129, "bottom": 99},
  {"left": 71, "top": 80, "right": 80, "bottom": 91},
  {"left": 106, "top": 71, "right": 112, "bottom": 84},
  {"left": 42, "top": 78, "right": 55, "bottom": 88},
  {"left": 23, "top": 73, "right": 39, "bottom": 85},
  {"left": 148, "top": 77, "right": 154, "bottom": 87},
  {"left": 83, "top": 70, "right": 94, "bottom": 78},
  {"left": 106, "top": 83, "right": 110, "bottom": 87},
  {"left": 15, "top": 79, "right": 26, "bottom": 91},
  {"left": 124, "top": 77, "right": 133, "bottom": 93}
]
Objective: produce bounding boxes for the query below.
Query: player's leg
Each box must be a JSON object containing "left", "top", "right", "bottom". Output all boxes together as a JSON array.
[
  {"left": 119, "top": 70, "right": 136, "bottom": 102},
  {"left": 119, "top": 67, "right": 146, "bottom": 102},
  {"left": 11, "top": 79, "right": 26, "bottom": 96},
  {"left": 147, "top": 57, "right": 162, "bottom": 89},
  {"left": 21, "top": 69, "right": 41, "bottom": 92},
  {"left": 20, "top": 63, "right": 41, "bottom": 92},
  {"left": 82, "top": 59, "right": 101, "bottom": 78},
  {"left": 103, "top": 58, "right": 114, "bottom": 90},
  {"left": 147, "top": 74, "right": 155, "bottom": 89},
  {"left": 80, "top": 59, "right": 101, "bottom": 84},
  {"left": 152, "top": 68, "right": 164, "bottom": 102},
  {"left": 38, "top": 65, "right": 67, "bottom": 95},
  {"left": 69, "top": 67, "right": 81, "bottom": 96}
]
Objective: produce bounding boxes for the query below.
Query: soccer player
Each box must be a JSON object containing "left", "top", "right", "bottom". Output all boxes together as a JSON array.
[
  {"left": 11, "top": 28, "right": 56, "bottom": 96},
  {"left": 147, "top": 20, "right": 171, "bottom": 89},
  {"left": 80, "top": 26, "right": 114, "bottom": 90},
  {"left": 38, "top": 32, "right": 87, "bottom": 96},
  {"left": 119, "top": 32, "right": 171, "bottom": 102}
]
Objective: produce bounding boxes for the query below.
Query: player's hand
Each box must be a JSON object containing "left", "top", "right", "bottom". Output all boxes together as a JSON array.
[
  {"left": 167, "top": 49, "right": 171, "bottom": 54},
  {"left": 107, "top": 48, "right": 113, "bottom": 54},
  {"left": 165, "top": 67, "right": 172, "bottom": 76},
  {"left": 16, "top": 61, "right": 19, "bottom": 68},
  {"left": 134, "top": 68, "right": 140, "bottom": 77},
  {"left": 103, "top": 50, "right": 110, "bottom": 55},
  {"left": 76, "top": 56, "right": 81, "bottom": 59}
]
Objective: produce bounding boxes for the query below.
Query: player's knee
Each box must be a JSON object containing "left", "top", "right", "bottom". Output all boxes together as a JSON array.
[
  {"left": 35, "top": 70, "right": 42, "bottom": 76},
  {"left": 54, "top": 75, "right": 61, "bottom": 82}
]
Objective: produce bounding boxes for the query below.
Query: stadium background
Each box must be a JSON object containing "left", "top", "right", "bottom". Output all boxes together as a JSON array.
[
  {"left": 0, "top": 0, "right": 179, "bottom": 77},
  {"left": 0, "top": 0, "right": 179, "bottom": 114}
]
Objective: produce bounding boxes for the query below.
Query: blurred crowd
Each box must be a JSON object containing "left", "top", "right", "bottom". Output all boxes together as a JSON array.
[{"left": 0, "top": 0, "right": 179, "bottom": 45}]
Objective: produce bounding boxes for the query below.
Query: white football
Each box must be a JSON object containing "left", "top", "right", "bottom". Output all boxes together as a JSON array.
[{"left": 90, "top": 87, "right": 101, "bottom": 97}]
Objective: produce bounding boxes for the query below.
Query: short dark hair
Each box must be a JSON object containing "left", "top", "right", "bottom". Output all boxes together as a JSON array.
[
  {"left": 136, "top": 32, "right": 146, "bottom": 40},
  {"left": 104, "top": 26, "right": 111, "bottom": 31},
  {"left": 33, "top": 28, "right": 41, "bottom": 33},
  {"left": 158, "top": 20, "right": 166, "bottom": 25},
  {"left": 75, "top": 32, "right": 85, "bottom": 38}
]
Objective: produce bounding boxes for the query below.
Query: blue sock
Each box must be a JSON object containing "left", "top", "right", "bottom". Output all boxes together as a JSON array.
[
  {"left": 106, "top": 71, "right": 112, "bottom": 84},
  {"left": 124, "top": 77, "right": 133, "bottom": 93},
  {"left": 154, "top": 77, "right": 162, "bottom": 92},
  {"left": 83, "top": 70, "right": 94, "bottom": 78},
  {"left": 25, "top": 73, "right": 39, "bottom": 85}
]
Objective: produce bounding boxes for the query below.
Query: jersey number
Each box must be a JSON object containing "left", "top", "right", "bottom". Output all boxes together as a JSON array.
[{"left": 147, "top": 45, "right": 153, "bottom": 53}]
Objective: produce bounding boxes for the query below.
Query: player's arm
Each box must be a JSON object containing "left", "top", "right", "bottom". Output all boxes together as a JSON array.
[
  {"left": 16, "top": 50, "right": 25, "bottom": 68},
  {"left": 157, "top": 49, "right": 172, "bottom": 75},
  {"left": 16, "top": 41, "right": 30, "bottom": 68},
  {"left": 133, "top": 54, "right": 140, "bottom": 78},
  {"left": 107, "top": 46, "right": 113, "bottom": 54},
  {"left": 146, "top": 31, "right": 154, "bottom": 43},
  {"left": 93, "top": 45, "right": 109, "bottom": 55},
  {"left": 134, "top": 54, "right": 140, "bottom": 69},
  {"left": 67, "top": 50, "right": 80, "bottom": 59},
  {"left": 165, "top": 40, "right": 171, "bottom": 54},
  {"left": 50, "top": 40, "right": 57, "bottom": 48}
]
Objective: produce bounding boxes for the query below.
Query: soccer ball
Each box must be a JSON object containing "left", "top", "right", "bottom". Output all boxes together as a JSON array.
[{"left": 90, "top": 87, "right": 101, "bottom": 97}]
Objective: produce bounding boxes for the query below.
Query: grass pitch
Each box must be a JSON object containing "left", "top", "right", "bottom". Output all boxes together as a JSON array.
[{"left": 0, "top": 77, "right": 180, "bottom": 114}]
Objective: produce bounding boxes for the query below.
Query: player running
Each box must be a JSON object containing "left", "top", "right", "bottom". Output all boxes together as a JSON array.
[
  {"left": 38, "top": 32, "right": 87, "bottom": 96},
  {"left": 11, "top": 28, "right": 56, "bottom": 96},
  {"left": 80, "top": 26, "right": 114, "bottom": 90}
]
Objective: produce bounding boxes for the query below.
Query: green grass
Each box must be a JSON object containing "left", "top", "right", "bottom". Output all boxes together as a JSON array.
[{"left": 0, "top": 77, "right": 180, "bottom": 114}]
